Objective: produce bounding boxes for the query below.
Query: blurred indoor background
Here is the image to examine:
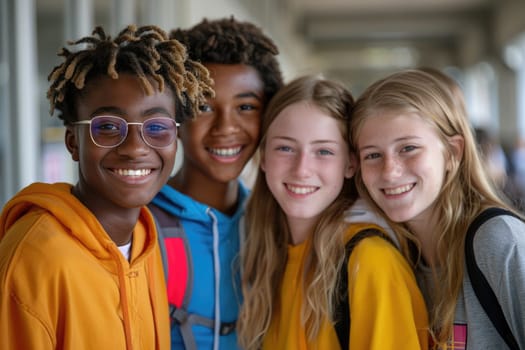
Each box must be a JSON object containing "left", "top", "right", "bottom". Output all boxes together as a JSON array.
[{"left": 1, "top": 0, "right": 525, "bottom": 206}]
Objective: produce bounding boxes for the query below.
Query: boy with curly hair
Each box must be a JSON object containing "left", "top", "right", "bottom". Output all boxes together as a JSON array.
[{"left": 148, "top": 17, "right": 283, "bottom": 350}]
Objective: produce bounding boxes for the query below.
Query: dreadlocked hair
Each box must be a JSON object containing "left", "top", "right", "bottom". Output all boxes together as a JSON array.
[
  {"left": 170, "top": 16, "right": 283, "bottom": 104},
  {"left": 47, "top": 24, "right": 214, "bottom": 125}
]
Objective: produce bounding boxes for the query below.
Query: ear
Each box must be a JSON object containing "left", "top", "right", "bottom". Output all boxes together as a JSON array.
[
  {"left": 447, "top": 134, "right": 464, "bottom": 170},
  {"left": 345, "top": 153, "right": 357, "bottom": 178},
  {"left": 65, "top": 126, "right": 80, "bottom": 161}
]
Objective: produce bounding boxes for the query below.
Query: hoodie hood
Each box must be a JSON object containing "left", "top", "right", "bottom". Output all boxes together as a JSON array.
[
  {"left": 0, "top": 182, "right": 156, "bottom": 261},
  {"left": 151, "top": 181, "right": 249, "bottom": 224}
]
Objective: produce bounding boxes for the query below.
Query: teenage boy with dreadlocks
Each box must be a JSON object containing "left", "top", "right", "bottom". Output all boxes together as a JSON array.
[
  {"left": 0, "top": 25, "right": 213, "bottom": 349},
  {"left": 148, "top": 17, "right": 283, "bottom": 350}
]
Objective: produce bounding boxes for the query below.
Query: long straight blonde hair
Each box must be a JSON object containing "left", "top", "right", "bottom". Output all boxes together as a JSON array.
[{"left": 237, "top": 75, "right": 356, "bottom": 349}]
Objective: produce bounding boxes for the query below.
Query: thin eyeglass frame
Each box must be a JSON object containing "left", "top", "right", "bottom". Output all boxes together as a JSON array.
[{"left": 72, "top": 115, "right": 180, "bottom": 149}]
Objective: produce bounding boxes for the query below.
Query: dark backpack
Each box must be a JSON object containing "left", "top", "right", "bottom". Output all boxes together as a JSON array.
[{"left": 465, "top": 207, "right": 520, "bottom": 350}]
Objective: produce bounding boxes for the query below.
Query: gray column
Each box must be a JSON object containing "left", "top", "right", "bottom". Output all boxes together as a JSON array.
[
  {"left": 3, "top": 0, "right": 39, "bottom": 204},
  {"left": 110, "top": 0, "right": 136, "bottom": 35},
  {"left": 0, "top": 0, "right": 10, "bottom": 205},
  {"left": 64, "top": 0, "right": 93, "bottom": 40}
]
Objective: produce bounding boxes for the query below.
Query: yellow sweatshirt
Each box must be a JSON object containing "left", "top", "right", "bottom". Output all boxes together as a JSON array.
[
  {"left": 0, "top": 183, "right": 170, "bottom": 349},
  {"left": 262, "top": 223, "right": 429, "bottom": 350}
]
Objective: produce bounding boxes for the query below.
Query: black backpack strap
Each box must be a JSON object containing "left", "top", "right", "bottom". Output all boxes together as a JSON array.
[
  {"left": 150, "top": 212, "right": 169, "bottom": 283},
  {"left": 465, "top": 207, "right": 520, "bottom": 350},
  {"left": 333, "top": 228, "right": 395, "bottom": 350}
]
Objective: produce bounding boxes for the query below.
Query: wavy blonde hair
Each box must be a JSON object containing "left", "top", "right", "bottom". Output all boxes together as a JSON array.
[
  {"left": 349, "top": 68, "right": 519, "bottom": 347},
  {"left": 237, "top": 75, "right": 356, "bottom": 349}
]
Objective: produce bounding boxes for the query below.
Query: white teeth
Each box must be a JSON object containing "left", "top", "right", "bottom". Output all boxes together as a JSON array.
[
  {"left": 208, "top": 147, "right": 242, "bottom": 156},
  {"left": 384, "top": 184, "right": 413, "bottom": 195},
  {"left": 286, "top": 184, "right": 317, "bottom": 195},
  {"left": 114, "top": 169, "right": 151, "bottom": 176}
]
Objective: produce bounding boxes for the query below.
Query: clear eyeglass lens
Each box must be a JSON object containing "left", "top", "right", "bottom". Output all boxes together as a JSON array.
[
  {"left": 90, "top": 116, "right": 126, "bottom": 147},
  {"left": 88, "top": 116, "right": 177, "bottom": 148},
  {"left": 142, "top": 117, "right": 177, "bottom": 148}
]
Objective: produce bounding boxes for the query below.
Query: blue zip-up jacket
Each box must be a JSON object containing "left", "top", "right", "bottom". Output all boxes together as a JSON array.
[{"left": 151, "top": 182, "right": 248, "bottom": 350}]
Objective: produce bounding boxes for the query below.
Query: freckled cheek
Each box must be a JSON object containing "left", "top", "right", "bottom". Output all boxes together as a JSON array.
[
  {"left": 263, "top": 156, "right": 283, "bottom": 174},
  {"left": 360, "top": 165, "right": 377, "bottom": 185},
  {"left": 266, "top": 156, "right": 296, "bottom": 180}
]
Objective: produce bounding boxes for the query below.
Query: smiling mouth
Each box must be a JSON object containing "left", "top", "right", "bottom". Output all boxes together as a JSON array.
[
  {"left": 207, "top": 146, "right": 242, "bottom": 157},
  {"left": 286, "top": 184, "right": 319, "bottom": 195},
  {"left": 112, "top": 169, "right": 152, "bottom": 177},
  {"left": 383, "top": 183, "right": 414, "bottom": 195}
]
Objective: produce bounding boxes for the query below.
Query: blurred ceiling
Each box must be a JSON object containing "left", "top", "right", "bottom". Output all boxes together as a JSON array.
[
  {"left": 273, "top": 0, "right": 524, "bottom": 88},
  {"left": 35, "top": 0, "right": 525, "bottom": 89}
]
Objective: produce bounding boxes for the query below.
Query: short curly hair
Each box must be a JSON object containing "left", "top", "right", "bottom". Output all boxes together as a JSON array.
[
  {"left": 170, "top": 17, "right": 283, "bottom": 104},
  {"left": 47, "top": 25, "right": 214, "bottom": 125}
]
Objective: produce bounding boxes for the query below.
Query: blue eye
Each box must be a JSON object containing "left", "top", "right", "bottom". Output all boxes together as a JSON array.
[
  {"left": 318, "top": 149, "right": 334, "bottom": 156},
  {"left": 402, "top": 145, "right": 417, "bottom": 152},
  {"left": 363, "top": 152, "right": 380, "bottom": 160},
  {"left": 144, "top": 121, "right": 169, "bottom": 133},
  {"left": 143, "top": 118, "right": 176, "bottom": 139},
  {"left": 276, "top": 145, "right": 293, "bottom": 152}
]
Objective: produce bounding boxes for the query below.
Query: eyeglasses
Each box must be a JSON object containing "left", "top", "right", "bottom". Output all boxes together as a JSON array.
[{"left": 73, "top": 115, "right": 179, "bottom": 149}]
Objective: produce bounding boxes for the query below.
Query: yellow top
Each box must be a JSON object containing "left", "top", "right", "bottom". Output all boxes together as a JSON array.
[{"left": 262, "top": 223, "right": 429, "bottom": 350}]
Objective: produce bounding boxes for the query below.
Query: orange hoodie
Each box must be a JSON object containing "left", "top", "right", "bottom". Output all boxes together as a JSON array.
[{"left": 0, "top": 182, "right": 170, "bottom": 349}]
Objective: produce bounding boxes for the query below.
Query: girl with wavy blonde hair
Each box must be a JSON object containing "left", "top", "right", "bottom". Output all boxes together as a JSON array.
[
  {"left": 350, "top": 68, "right": 525, "bottom": 349},
  {"left": 238, "top": 74, "right": 428, "bottom": 350}
]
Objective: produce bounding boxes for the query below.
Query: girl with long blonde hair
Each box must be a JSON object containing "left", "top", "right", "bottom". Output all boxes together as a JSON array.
[
  {"left": 238, "top": 75, "right": 428, "bottom": 350},
  {"left": 351, "top": 68, "right": 525, "bottom": 349}
]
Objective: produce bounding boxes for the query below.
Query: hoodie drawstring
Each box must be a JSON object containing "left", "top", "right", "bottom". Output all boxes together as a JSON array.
[
  {"left": 207, "top": 209, "right": 221, "bottom": 350},
  {"left": 109, "top": 244, "right": 134, "bottom": 349}
]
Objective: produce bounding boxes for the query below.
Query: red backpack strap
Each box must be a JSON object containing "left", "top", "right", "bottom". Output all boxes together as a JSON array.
[{"left": 148, "top": 203, "right": 192, "bottom": 308}]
